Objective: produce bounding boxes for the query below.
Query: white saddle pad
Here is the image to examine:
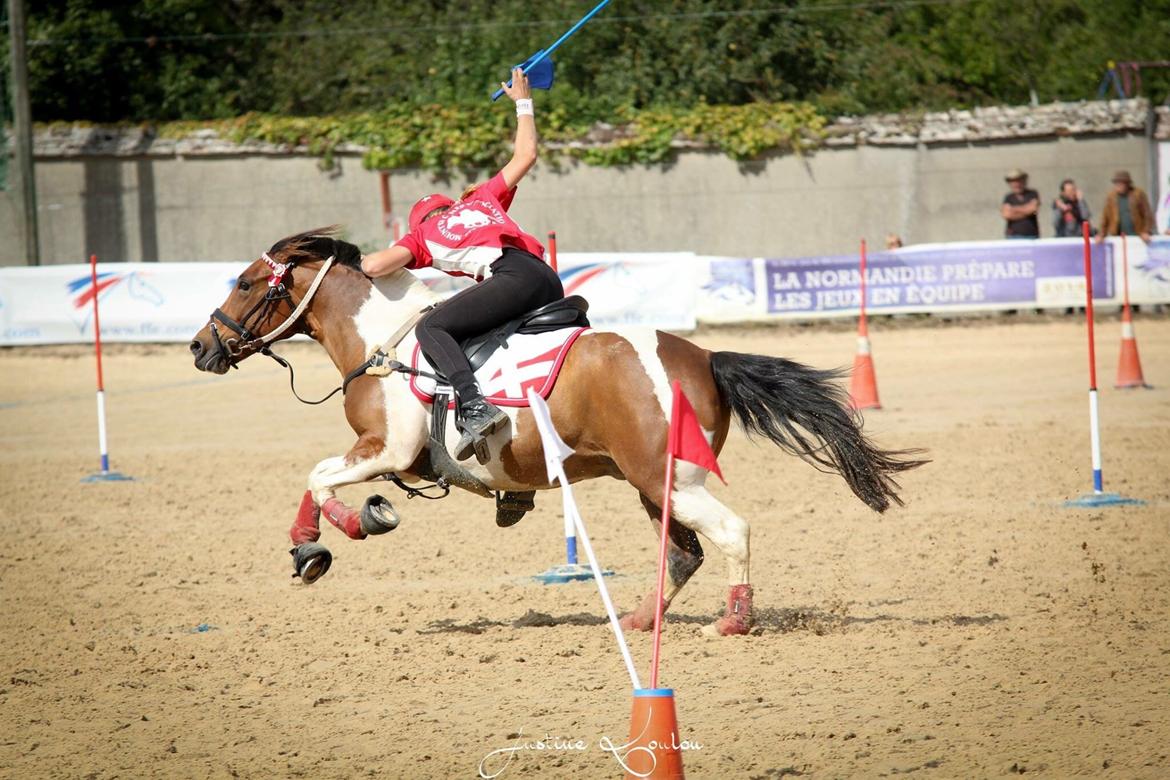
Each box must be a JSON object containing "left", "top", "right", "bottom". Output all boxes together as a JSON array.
[{"left": 408, "top": 327, "right": 589, "bottom": 407}]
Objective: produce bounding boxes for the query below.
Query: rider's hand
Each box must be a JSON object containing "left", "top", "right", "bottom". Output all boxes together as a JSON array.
[{"left": 502, "top": 67, "right": 531, "bottom": 102}]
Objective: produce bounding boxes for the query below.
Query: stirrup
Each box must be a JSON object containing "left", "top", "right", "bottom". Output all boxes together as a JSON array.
[
  {"left": 455, "top": 430, "right": 492, "bottom": 465},
  {"left": 496, "top": 491, "right": 535, "bottom": 527}
]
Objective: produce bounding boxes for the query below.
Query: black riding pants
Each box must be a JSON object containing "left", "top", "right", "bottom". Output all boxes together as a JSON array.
[{"left": 416, "top": 248, "right": 564, "bottom": 402}]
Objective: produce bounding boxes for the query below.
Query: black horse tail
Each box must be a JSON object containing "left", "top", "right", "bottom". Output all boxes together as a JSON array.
[{"left": 710, "top": 351, "right": 927, "bottom": 513}]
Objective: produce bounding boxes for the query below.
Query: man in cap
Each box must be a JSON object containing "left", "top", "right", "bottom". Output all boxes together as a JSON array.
[
  {"left": 1097, "top": 170, "right": 1155, "bottom": 244},
  {"left": 1000, "top": 169, "right": 1040, "bottom": 239}
]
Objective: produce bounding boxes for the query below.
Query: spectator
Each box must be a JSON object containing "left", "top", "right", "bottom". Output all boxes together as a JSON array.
[
  {"left": 1051, "top": 179, "right": 1092, "bottom": 237},
  {"left": 1001, "top": 169, "right": 1039, "bottom": 239},
  {"left": 885, "top": 233, "right": 904, "bottom": 249},
  {"left": 1161, "top": 173, "right": 1170, "bottom": 235},
  {"left": 1097, "top": 170, "right": 1154, "bottom": 244}
]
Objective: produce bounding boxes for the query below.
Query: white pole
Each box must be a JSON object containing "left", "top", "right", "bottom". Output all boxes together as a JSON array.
[
  {"left": 96, "top": 389, "right": 110, "bottom": 473},
  {"left": 556, "top": 466, "right": 642, "bottom": 690},
  {"left": 1088, "top": 389, "right": 1103, "bottom": 494}
]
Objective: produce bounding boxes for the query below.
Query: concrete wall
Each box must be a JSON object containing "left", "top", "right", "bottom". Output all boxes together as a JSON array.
[{"left": 0, "top": 132, "right": 1155, "bottom": 266}]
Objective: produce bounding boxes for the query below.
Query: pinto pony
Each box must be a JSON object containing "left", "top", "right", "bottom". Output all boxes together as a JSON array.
[{"left": 189, "top": 229, "right": 925, "bottom": 636}]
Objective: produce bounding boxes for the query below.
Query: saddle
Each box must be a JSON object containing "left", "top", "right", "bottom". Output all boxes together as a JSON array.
[
  {"left": 457, "top": 295, "right": 591, "bottom": 375},
  {"left": 418, "top": 295, "right": 590, "bottom": 528}
]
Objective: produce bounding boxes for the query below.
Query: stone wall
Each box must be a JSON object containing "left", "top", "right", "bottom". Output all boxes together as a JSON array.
[{"left": 2, "top": 99, "right": 1166, "bottom": 266}]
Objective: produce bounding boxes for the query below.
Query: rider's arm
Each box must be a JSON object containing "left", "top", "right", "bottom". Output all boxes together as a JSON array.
[
  {"left": 361, "top": 244, "right": 415, "bottom": 278},
  {"left": 497, "top": 67, "right": 536, "bottom": 190}
]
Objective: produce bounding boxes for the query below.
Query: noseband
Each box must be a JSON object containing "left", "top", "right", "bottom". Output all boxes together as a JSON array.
[{"left": 210, "top": 254, "right": 336, "bottom": 367}]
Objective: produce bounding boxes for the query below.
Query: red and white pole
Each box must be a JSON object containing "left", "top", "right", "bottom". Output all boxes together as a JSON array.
[
  {"left": 1082, "top": 224, "right": 1103, "bottom": 494},
  {"left": 90, "top": 254, "right": 111, "bottom": 474},
  {"left": 1066, "top": 225, "right": 1142, "bottom": 507},
  {"left": 83, "top": 254, "right": 131, "bottom": 482},
  {"left": 547, "top": 230, "right": 558, "bottom": 272},
  {"left": 649, "top": 448, "right": 676, "bottom": 690}
]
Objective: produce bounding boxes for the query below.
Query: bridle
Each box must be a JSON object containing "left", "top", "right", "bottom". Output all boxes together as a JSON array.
[
  {"left": 209, "top": 252, "right": 335, "bottom": 369},
  {"left": 206, "top": 246, "right": 437, "bottom": 407}
]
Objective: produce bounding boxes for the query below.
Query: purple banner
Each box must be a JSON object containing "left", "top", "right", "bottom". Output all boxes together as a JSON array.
[{"left": 765, "top": 241, "right": 1113, "bottom": 314}]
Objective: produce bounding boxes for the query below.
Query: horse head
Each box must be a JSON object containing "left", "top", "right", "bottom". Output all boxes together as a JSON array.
[{"left": 189, "top": 227, "right": 363, "bottom": 374}]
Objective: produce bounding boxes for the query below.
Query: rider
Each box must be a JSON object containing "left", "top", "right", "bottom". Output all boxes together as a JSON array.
[{"left": 361, "top": 68, "right": 563, "bottom": 464}]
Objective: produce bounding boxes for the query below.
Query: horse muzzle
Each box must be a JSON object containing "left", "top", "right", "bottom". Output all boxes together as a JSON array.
[{"left": 189, "top": 335, "right": 231, "bottom": 375}]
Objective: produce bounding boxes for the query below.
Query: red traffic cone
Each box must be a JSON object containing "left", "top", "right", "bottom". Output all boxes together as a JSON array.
[
  {"left": 1115, "top": 308, "right": 1150, "bottom": 389},
  {"left": 623, "top": 689, "right": 685, "bottom": 779},
  {"left": 850, "top": 334, "right": 882, "bottom": 410}
]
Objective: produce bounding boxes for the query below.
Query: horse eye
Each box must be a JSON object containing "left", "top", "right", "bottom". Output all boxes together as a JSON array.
[{"left": 238, "top": 279, "right": 251, "bottom": 292}]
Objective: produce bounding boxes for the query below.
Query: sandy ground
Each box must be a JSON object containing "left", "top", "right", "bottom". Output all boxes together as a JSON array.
[{"left": 1, "top": 317, "right": 1168, "bottom": 779}]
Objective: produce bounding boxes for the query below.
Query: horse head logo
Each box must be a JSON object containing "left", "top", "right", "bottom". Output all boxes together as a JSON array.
[
  {"left": 1137, "top": 243, "right": 1170, "bottom": 284},
  {"left": 125, "top": 272, "right": 165, "bottom": 306},
  {"left": 446, "top": 208, "right": 492, "bottom": 232}
]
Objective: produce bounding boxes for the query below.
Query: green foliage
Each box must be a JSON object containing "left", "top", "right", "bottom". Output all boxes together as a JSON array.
[
  {"left": 13, "top": 0, "right": 1170, "bottom": 170},
  {"left": 151, "top": 99, "right": 826, "bottom": 173}
]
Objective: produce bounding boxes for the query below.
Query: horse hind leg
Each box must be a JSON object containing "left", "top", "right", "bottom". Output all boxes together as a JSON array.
[
  {"left": 669, "top": 485, "right": 754, "bottom": 637},
  {"left": 619, "top": 493, "right": 706, "bottom": 632}
]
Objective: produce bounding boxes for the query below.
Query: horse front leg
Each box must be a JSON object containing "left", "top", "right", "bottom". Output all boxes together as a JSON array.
[
  {"left": 288, "top": 379, "right": 428, "bottom": 584},
  {"left": 304, "top": 433, "right": 406, "bottom": 541}
]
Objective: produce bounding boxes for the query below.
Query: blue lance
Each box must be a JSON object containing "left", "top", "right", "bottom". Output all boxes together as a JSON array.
[{"left": 490, "top": 0, "right": 613, "bottom": 101}]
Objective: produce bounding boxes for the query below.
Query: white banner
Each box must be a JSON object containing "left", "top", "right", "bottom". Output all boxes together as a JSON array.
[
  {"left": 0, "top": 262, "right": 247, "bottom": 345},
  {"left": 0, "top": 253, "right": 700, "bottom": 346},
  {"left": 695, "top": 237, "right": 1170, "bottom": 324},
  {"left": 1, "top": 240, "right": 1165, "bottom": 345},
  {"left": 1158, "top": 141, "right": 1170, "bottom": 238},
  {"left": 557, "top": 252, "right": 698, "bottom": 331}
]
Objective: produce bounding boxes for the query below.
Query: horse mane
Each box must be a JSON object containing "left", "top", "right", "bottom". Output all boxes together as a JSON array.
[{"left": 269, "top": 226, "right": 364, "bottom": 272}]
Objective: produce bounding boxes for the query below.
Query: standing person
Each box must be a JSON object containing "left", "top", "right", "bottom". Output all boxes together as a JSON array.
[
  {"left": 1001, "top": 169, "right": 1040, "bottom": 239},
  {"left": 360, "top": 68, "right": 563, "bottom": 464},
  {"left": 1051, "top": 179, "right": 1093, "bottom": 237},
  {"left": 1096, "top": 170, "right": 1155, "bottom": 244}
]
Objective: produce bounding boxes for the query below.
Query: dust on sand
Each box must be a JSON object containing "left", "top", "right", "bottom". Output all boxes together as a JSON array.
[{"left": 1, "top": 319, "right": 1168, "bottom": 778}]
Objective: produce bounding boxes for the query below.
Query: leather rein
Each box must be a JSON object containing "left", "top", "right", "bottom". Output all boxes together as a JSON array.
[{"left": 209, "top": 253, "right": 438, "bottom": 406}]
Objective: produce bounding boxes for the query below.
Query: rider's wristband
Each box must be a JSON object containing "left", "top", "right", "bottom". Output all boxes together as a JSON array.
[{"left": 515, "top": 99, "right": 534, "bottom": 117}]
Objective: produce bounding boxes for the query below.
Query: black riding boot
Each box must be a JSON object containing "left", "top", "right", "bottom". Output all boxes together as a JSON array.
[{"left": 455, "top": 395, "right": 509, "bottom": 464}]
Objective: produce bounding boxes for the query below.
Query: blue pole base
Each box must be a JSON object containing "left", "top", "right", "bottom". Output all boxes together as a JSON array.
[
  {"left": 81, "top": 471, "right": 134, "bottom": 483},
  {"left": 533, "top": 563, "right": 614, "bottom": 585},
  {"left": 1064, "top": 491, "right": 1144, "bottom": 508}
]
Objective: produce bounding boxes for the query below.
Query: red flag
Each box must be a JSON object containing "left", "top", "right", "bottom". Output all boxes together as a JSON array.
[{"left": 667, "top": 381, "right": 725, "bottom": 483}]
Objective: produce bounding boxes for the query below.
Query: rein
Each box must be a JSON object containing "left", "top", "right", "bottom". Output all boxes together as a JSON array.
[
  {"left": 211, "top": 253, "right": 440, "bottom": 405},
  {"left": 210, "top": 255, "right": 336, "bottom": 366}
]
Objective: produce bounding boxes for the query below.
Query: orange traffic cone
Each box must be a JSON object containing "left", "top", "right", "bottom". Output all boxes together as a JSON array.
[
  {"left": 849, "top": 239, "right": 881, "bottom": 410},
  {"left": 1115, "top": 308, "right": 1150, "bottom": 389},
  {"left": 850, "top": 332, "right": 882, "bottom": 410},
  {"left": 623, "top": 689, "right": 685, "bottom": 779}
]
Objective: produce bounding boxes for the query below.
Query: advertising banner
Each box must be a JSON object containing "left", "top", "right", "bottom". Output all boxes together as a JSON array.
[
  {"left": 556, "top": 252, "right": 698, "bottom": 331},
  {"left": 763, "top": 239, "right": 1113, "bottom": 317},
  {"left": 0, "top": 253, "right": 700, "bottom": 345},
  {"left": 2, "top": 240, "right": 1167, "bottom": 345},
  {"left": 0, "top": 262, "right": 247, "bottom": 345}
]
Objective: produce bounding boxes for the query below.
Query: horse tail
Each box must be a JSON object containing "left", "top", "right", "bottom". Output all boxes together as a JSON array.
[{"left": 709, "top": 351, "right": 927, "bottom": 513}]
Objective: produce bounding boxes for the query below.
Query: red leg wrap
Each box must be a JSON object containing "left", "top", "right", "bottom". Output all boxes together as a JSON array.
[
  {"left": 711, "top": 584, "right": 754, "bottom": 636},
  {"left": 290, "top": 490, "right": 321, "bottom": 545},
  {"left": 322, "top": 497, "right": 367, "bottom": 540},
  {"left": 619, "top": 592, "right": 670, "bottom": 633}
]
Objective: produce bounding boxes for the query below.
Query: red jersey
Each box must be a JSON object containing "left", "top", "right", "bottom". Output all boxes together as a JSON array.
[{"left": 394, "top": 173, "right": 545, "bottom": 281}]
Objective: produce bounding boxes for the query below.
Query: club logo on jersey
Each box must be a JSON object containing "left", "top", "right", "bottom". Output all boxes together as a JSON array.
[{"left": 439, "top": 204, "right": 505, "bottom": 241}]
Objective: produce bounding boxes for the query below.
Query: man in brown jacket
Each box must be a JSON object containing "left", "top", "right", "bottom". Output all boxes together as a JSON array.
[{"left": 1096, "top": 170, "right": 1155, "bottom": 244}]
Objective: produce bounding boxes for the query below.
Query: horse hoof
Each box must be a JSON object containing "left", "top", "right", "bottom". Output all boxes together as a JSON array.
[
  {"left": 360, "top": 494, "right": 400, "bottom": 536},
  {"left": 618, "top": 613, "right": 656, "bottom": 633},
  {"left": 701, "top": 616, "right": 752, "bottom": 637},
  {"left": 290, "top": 543, "right": 332, "bottom": 584}
]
